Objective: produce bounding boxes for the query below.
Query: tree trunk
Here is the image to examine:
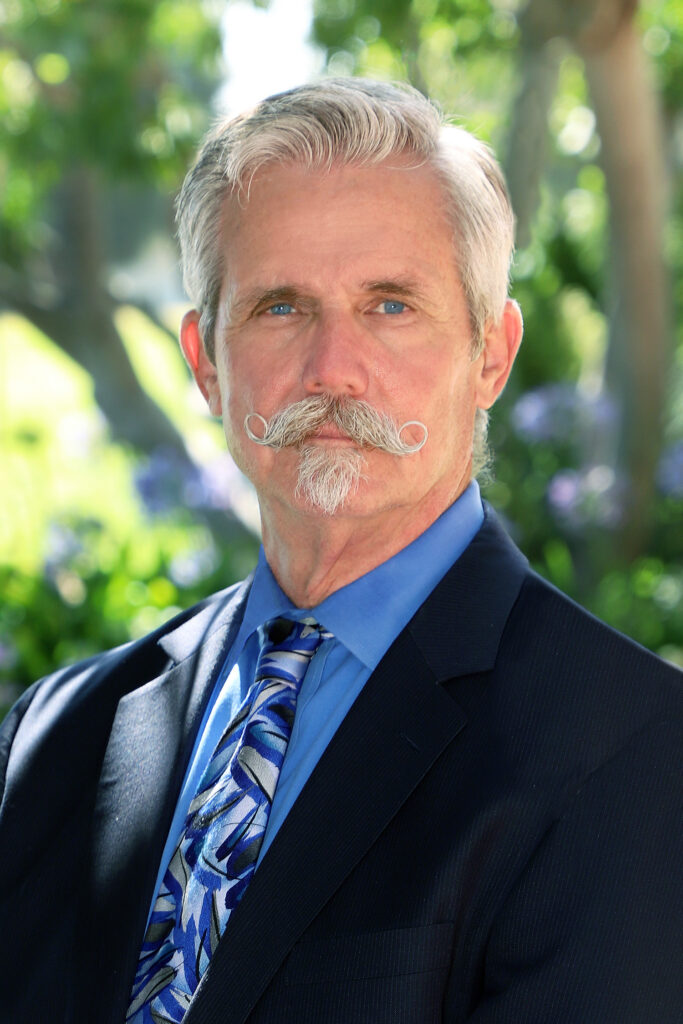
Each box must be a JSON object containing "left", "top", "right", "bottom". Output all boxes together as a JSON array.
[
  {"left": 41, "top": 166, "right": 192, "bottom": 455},
  {"left": 513, "top": 0, "right": 670, "bottom": 559},
  {"left": 580, "top": 15, "right": 670, "bottom": 557},
  {"left": 505, "top": 38, "right": 562, "bottom": 249}
]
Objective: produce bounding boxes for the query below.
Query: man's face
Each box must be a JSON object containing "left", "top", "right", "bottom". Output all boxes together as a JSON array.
[{"left": 183, "top": 158, "right": 519, "bottom": 529}]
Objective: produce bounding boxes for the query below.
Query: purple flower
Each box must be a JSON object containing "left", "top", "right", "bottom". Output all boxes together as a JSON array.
[
  {"left": 547, "top": 465, "right": 625, "bottom": 530},
  {"left": 547, "top": 470, "right": 581, "bottom": 513},
  {"left": 196, "top": 455, "right": 245, "bottom": 511},
  {"left": 133, "top": 448, "right": 258, "bottom": 529},
  {"left": 512, "top": 385, "right": 576, "bottom": 442},
  {"left": 512, "top": 385, "right": 617, "bottom": 445},
  {"left": 197, "top": 456, "right": 260, "bottom": 531},
  {"left": 657, "top": 442, "right": 683, "bottom": 498},
  {"left": 134, "top": 447, "right": 205, "bottom": 516}
]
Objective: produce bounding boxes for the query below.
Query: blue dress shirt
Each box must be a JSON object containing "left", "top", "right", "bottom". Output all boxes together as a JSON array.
[{"left": 148, "top": 482, "right": 484, "bottom": 918}]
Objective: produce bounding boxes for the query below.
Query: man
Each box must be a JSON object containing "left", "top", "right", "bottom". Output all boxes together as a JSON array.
[{"left": 0, "top": 79, "right": 680, "bottom": 1023}]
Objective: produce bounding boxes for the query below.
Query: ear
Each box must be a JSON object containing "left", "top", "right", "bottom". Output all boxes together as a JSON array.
[
  {"left": 180, "top": 310, "right": 222, "bottom": 416},
  {"left": 474, "top": 299, "right": 523, "bottom": 410}
]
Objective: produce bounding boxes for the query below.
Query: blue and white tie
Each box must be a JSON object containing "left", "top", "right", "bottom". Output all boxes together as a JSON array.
[{"left": 127, "top": 617, "right": 332, "bottom": 1024}]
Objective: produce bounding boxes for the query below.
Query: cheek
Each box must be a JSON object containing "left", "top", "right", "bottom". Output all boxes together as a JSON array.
[
  {"left": 223, "top": 345, "right": 297, "bottom": 418},
  {"left": 213, "top": 357, "right": 246, "bottom": 452},
  {"left": 218, "top": 350, "right": 258, "bottom": 421},
  {"left": 425, "top": 369, "right": 478, "bottom": 444}
]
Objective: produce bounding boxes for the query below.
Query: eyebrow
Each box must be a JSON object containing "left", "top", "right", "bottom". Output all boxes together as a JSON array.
[
  {"left": 363, "top": 277, "right": 436, "bottom": 312},
  {"left": 363, "top": 277, "right": 425, "bottom": 298},
  {"left": 225, "top": 285, "right": 309, "bottom": 323}
]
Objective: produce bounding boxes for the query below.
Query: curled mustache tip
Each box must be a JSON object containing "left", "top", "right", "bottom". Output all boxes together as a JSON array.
[{"left": 244, "top": 412, "right": 270, "bottom": 445}]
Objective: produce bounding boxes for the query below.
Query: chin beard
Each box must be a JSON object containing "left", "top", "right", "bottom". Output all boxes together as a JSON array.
[{"left": 294, "top": 444, "right": 366, "bottom": 515}]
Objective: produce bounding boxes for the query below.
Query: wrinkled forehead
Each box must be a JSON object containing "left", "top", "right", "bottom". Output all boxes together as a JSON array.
[{"left": 218, "top": 153, "right": 453, "bottom": 251}]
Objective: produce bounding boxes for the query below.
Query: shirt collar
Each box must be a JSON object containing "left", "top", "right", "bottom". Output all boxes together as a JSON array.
[{"left": 235, "top": 481, "right": 484, "bottom": 670}]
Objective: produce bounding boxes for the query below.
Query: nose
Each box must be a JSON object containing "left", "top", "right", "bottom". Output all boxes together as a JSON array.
[{"left": 301, "top": 311, "right": 369, "bottom": 397}]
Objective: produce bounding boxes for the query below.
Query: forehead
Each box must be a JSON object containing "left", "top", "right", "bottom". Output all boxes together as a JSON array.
[
  {"left": 227, "top": 158, "right": 450, "bottom": 250},
  {"left": 218, "top": 158, "right": 459, "bottom": 297},
  {"left": 224, "top": 155, "right": 448, "bottom": 225}
]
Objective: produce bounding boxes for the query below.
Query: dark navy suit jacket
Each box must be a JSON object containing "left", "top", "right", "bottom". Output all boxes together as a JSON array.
[{"left": 1, "top": 508, "right": 681, "bottom": 1022}]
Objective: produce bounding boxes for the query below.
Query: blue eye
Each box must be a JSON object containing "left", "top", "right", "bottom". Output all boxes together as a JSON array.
[
  {"left": 268, "top": 302, "right": 295, "bottom": 316},
  {"left": 378, "top": 300, "right": 406, "bottom": 314}
]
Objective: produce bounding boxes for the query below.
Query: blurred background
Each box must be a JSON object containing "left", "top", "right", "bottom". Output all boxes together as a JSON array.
[{"left": 1, "top": 0, "right": 681, "bottom": 714}]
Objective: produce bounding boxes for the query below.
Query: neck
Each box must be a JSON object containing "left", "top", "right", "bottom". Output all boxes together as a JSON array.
[{"left": 259, "top": 480, "right": 470, "bottom": 607}]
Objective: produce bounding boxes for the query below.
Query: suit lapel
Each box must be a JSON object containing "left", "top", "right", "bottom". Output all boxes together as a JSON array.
[
  {"left": 186, "top": 507, "right": 528, "bottom": 1024},
  {"left": 78, "top": 582, "right": 251, "bottom": 1023}
]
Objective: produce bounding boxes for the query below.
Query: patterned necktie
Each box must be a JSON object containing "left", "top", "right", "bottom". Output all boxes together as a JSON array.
[{"left": 127, "top": 617, "right": 332, "bottom": 1024}]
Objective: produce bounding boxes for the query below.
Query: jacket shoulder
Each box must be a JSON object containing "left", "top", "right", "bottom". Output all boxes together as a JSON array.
[
  {"left": 0, "top": 579, "right": 249, "bottom": 796},
  {"left": 513, "top": 566, "right": 681, "bottom": 686},
  {"left": 491, "top": 566, "right": 682, "bottom": 792}
]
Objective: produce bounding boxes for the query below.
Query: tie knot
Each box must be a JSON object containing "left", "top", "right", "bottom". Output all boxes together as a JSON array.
[
  {"left": 266, "top": 617, "right": 297, "bottom": 644},
  {"left": 265, "top": 616, "right": 333, "bottom": 647},
  {"left": 254, "top": 617, "right": 333, "bottom": 692}
]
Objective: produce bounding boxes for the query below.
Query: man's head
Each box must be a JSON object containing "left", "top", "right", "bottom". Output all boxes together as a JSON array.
[
  {"left": 177, "top": 79, "right": 522, "bottom": 527},
  {"left": 177, "top": 78, "right": 515, "bottom": 365}
]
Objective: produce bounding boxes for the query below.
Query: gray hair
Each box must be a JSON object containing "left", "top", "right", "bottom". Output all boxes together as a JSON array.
[{"left": 176, "top": 77, "right": 515, "bottom": 477}]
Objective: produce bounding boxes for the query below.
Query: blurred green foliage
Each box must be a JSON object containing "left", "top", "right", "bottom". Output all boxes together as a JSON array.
[{"left": 1, "top": 0, "right": 221, "bottom": 265}]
